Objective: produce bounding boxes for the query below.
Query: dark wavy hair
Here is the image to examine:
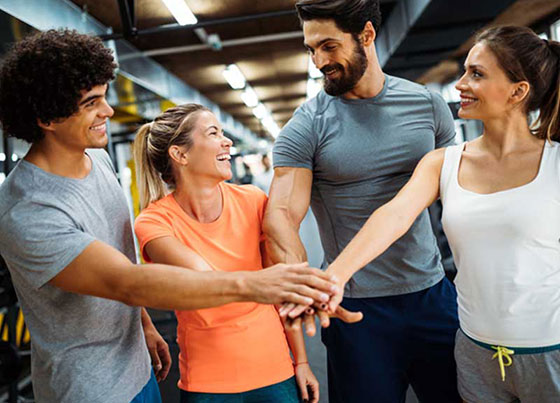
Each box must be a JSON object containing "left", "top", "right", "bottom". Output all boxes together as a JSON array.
[
  {"left": 0, "top": 29, "right": 117, "bottom": 143},
  {"left": 295, "top": 0, "right": 382, "bottom": 35}
]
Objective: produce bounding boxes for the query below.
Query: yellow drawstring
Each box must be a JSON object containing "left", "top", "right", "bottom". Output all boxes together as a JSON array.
[{"left": 491, "top": 346, "right": 515, "bottom": 381}]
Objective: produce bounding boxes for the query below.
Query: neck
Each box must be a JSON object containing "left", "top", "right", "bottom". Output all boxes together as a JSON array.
[
  {"left": 480, "top": 112, "right": 541, "bottom": 156},
  {"left": 173, "top": 176, "right": 223, "bottom": 223},
  {"left": 343, "top": 47, "right": 385, "bottom": 100},
  {"left": 25, "top": 139, "right": 91, "bottom": 179}
]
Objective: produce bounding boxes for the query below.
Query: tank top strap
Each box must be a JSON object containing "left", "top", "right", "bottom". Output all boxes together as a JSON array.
[{"left": 439, "top": 142, "right": 466, "bottom": 204}]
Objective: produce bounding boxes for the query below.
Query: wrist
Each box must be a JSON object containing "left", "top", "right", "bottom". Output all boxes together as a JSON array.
[
  {"left": 232, "top": 271, "right": 252, "bottom": 302},
  {"left": 294, "top": 361, "right": 309, "bottom": 367}
]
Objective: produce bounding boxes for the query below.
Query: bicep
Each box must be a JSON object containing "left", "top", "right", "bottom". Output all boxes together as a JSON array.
[
  {"left": 266, "top": 167, "right": 313, "bottom": 226},
  {"left": 144, "top": 236, "right": 212, "bottom": 271},
  {"left": 49, "top": 240, "right": 134, "bottom": 300}
]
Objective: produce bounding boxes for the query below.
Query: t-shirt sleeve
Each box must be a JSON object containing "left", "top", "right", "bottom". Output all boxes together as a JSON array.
[
  {"left": 134, "top": 210, "right": 174, "bottom": 262},
  {"left": 431, "top": 91, "right": 457, "bottom": 148},
  {"left": 0, "top": 203, "right": 95, "bottom": 289},
  {"left": 273, "top": 103, "right": 317, "bottom": 170}
]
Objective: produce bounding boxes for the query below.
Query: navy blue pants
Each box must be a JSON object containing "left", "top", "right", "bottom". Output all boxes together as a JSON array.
[{"left": 322, "top": 278, "right": 460, "bottom": 403}]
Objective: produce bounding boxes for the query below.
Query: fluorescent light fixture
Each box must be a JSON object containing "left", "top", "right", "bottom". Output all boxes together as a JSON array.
[
  {"left": 0, "top": 153, "right": 5, "bottom": 162},
  {"left": 308, "top": 55, "right": 323, "bottom": 79},
  {"left": 11, "top": 154, "right": 18, "bottom": 162},
  {"left": 262, "top": 116, "right": 280, "bottom": 138},
  {"left": 240, "top": 86, "right": 259, "bottom": 108},
  {"left": 307, "top": 78, "right": 322, "bottom": 99},
  {"left": 222, "top": 64, "right": 246, "bottom": 90},
  {"left": 161, "top": 0, "right": 198, "bottom": 26},
  {"left": 252, "top": 103, "right": 268, "bottom": 119}
]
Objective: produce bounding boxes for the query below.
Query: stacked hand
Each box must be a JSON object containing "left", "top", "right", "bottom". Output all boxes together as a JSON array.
[{"left": 278, "top": 276, "right": 363, "bottom": 336}]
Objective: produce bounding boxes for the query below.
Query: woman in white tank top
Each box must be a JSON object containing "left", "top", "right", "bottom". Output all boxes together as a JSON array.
[{"left": 322, "top": 26, "right": 560, "bottom": 402}]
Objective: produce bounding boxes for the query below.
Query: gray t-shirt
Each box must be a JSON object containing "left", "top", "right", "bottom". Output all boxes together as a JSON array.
[
  {"left": 274, "top": 74, "right": 456, "bottom": 298},
  {"left": 0, "top": 149, "right": 150, "bottom": 402}
]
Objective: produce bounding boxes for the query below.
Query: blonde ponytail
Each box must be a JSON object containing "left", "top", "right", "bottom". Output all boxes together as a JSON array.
[{"left": 133, "top": 123, "right": 168, "bottom": 210}]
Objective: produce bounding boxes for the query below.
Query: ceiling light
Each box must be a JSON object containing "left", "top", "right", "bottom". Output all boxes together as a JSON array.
[
  {"left": 308, "top": 55, "right": 323, "bottom": 79},
  {"left": 161, "top": 0, "right": 198, "bottom": 26},
  {"left": 252, "top": 103, "right": 268, "bottom": 119},
  {"left": 222, "top": 64, "right": 246, "bottom": 90},
  {"left": 240, "top": 86, "right": 259, "bottom": 108}
]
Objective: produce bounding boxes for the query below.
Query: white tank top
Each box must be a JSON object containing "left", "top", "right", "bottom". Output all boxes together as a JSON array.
[{"left": 440, "top": 141, "right": 560, "bottom": 347}]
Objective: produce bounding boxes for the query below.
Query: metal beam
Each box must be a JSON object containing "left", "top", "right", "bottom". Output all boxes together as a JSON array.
[
  {"left": 0, "top": 0, "right": 261, "bottom": 148},
  {"left": 117, "top": 0, "right": 136, "bottom": 38},
  {"left": 376, "top": 0, "right": 432, "bottom": 66},
  {"left": 100, "top": 9, "right": 298, "bottom": 41},
  {"left": 120, "top": 30, "right": 304, "bottom": 60}
]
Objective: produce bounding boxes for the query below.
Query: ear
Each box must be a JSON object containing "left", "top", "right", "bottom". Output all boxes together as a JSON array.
[
  {"left": 168, "top": 145, "right": 188, "bottom": 166},
  {"left": 361, "top": 21, "right": 376, "bottom": 46},
  {"left": 510, "top": 81, "right": 530, "bottom": 106},
  {"left": 37, "top": 119, "right": 55, "bottom": 133}
]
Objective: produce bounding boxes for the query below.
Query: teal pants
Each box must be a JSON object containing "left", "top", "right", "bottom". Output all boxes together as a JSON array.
[{"left": 180, "top": 376, "right": 300, "bottom": 403}]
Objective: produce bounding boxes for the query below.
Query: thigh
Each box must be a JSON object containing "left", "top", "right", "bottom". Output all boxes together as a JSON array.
[
  {"left": 180, "top": 390, "right": 240, "bottom": 403},
  {"left": 130, "top": 370, "right": 162, "bottom": 403},
  {"left": 322, "top": 297, "right": 410, "bottom": 403},
  {"left": 514, "top": 349, "right": 560, "bottom": 403},
  {"left": 243, "top": 377, "right": 299, "bottom": 403},
  {"left": 454, "top": 331, "right": 517, "bottom": 403},
  {"left": 407, "top": 279, "right": 461, "bottom": 402}
]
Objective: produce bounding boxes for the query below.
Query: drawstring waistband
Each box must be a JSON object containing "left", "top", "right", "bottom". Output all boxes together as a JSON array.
[{"left": 491, "top": 346, "right": 515, "bottom": 381}]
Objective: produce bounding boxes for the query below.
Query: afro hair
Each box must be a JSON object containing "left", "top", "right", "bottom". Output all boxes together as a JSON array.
[{"left": 0, "top": 29, "right": 117, "bottom": 143}]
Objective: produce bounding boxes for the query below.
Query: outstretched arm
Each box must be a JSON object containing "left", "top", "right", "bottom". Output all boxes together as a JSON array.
[
  {"left": 49, "top": 240, "right": 338, "bottom": 310},
  {"left": 326, "top": 149, "right": 445, "bottom": 311}
]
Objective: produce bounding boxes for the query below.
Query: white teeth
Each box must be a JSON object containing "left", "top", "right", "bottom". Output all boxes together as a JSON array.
[
  {"left": 90, "top": 123, "right": 106, "bottom": 131},
  {"left": 216, "top": 154, "right": 231, "bottom": 161}
]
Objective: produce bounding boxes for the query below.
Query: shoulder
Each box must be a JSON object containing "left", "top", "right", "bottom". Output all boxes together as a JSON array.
[
  {"left": 87, "top": 148, "right": 115, "bottom": 174},
  {"left": 386, "top": 74, "right": 432, "bottom": 101},
  {"left": 135, "top": 195, "right": 175, "bottom": 225}
]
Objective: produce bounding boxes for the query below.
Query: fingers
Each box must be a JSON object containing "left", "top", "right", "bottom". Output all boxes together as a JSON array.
[
  {"left": 158, "top": 343, "right": 172, "bottom": 382},
  {"left": 296, "top": 271, "right": 340, "bottom": 296},
  {"left": 303, "top": 313, "right": 317, "bottom": 337},
  {"left": 296, "top": 374, "right": 309, "bottom": 402},
  {"left": 316, "top": 309, "right": 330, "bottom": 328},
  {"left": 287, "top": 303, "right": 309, "bottom": 319},
  {"left": 332, "top": 306, "right": 363, "bottom": 323},
  {"left": 278, "top": 302, "right": 296, "bottom": 317},
  {"left": 289, "top": 284, "right": 331, "bottom": 306},
  {"left": 310, "top": 380, "right": 320, "bottom": 403},
  {"left": 149, "top": 346, "right": 162, "bottom": 378}
]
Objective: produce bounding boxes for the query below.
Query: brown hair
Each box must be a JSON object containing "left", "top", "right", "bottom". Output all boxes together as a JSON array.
[
  {"left": 475, "top": 26, "right": 560, "bottom": 141},
  {"left": 133, "top": 103, "right": 210, "bottom": 210}
]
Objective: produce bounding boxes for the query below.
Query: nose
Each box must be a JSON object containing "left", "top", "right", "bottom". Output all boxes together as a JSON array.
[
  {"left": 100, "top": 97, "right": 114, "bottom": 118},
  {"left": 313, "top": 51, "right": 328, "bottom": 71},
  {"left": 455, "top": 74, "right": 468, "bottom": 92},
  {"left": 223, "top": 135, "right": 233, "bottom": 148}
]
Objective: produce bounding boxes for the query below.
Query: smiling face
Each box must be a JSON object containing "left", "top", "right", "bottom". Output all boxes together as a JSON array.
[
  {"left": 303, "top": 19, "right": 368, "bottom": 96},
  {"left": 455, "top": 43, "right": 521, "bottom": 121},
  {"left": 183, "top": 110, "right": 233, "bottom": 182},
  {"left": 44, "top": 84, "right": 114, "bottom": 150}
]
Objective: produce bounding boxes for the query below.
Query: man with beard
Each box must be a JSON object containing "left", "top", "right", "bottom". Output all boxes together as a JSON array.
[{"left": 263, "top": 0, "right": 461, "bottom": 402}]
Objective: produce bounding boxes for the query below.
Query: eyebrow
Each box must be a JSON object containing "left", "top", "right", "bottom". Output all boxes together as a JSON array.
[
  {"left": 205, "top": 125, "right": 222, "bottom": 132},
  {"left": 464, "top": 63, "right": 487, "bottom": 70},
  {"left": 304, "top": 37, "right": 338, "bottom": 51},
  {"left": 78, "top": 94, "right": 103, "bottom": 106}
]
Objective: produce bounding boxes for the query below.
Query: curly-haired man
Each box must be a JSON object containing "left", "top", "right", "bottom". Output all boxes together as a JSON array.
[{"left": 0, "top": 29, "right": 340, "bottom": 403}]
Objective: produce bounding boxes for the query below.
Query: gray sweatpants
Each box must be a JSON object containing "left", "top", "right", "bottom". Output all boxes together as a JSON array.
[{"left": 455, "top": 330, "right": 560, "bottom": 402}]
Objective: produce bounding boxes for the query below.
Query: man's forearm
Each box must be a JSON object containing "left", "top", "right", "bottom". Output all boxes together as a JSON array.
[
  {"left": 263, "top": 209, "right": 308, "bottom": 264},
  {"left": 122, "top": 264, "right": 248, "bottom": 310}
]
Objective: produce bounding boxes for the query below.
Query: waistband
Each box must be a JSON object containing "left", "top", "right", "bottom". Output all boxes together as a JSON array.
[{"left": 461, "top": 329, "right": 560, "bottom": 354}]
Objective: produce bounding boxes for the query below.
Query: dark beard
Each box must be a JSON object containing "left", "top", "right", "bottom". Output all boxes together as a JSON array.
[{"left": 322, "top": 41, "right": 368, "bottom": 96}]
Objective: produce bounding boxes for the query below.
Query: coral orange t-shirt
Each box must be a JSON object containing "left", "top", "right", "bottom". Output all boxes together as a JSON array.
[{"left": 134, "top": 183, "right": 294, "bottom": 393}]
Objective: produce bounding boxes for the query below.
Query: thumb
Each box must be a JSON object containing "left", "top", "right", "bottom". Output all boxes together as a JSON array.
[{"left": 331, "top": 306, "right": 363, "bottom": 323}]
